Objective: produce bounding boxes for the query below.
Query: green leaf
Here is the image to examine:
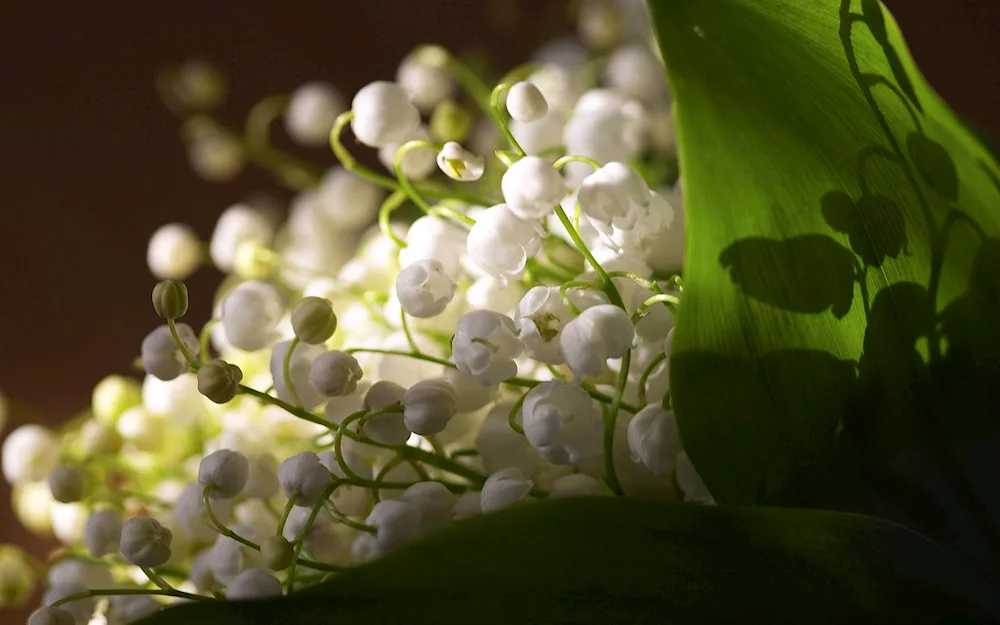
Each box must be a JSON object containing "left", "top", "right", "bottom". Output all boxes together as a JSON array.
[
  {"left": 137, "top": 498, "right": 1000, "bottom": 624},
  {"left": 647, "top": 0, "right": 1000, "bottom": 569}
]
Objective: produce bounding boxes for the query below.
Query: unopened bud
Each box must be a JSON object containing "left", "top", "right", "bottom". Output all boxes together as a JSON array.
[
  {"left": 152, "top": 280, "right": 189, "bottom": 320},
  {"left": 197, "top": 359, "right": 243, "bottom": 404},
  {"left": 430, "top": 99, "right": 474, "bottom": 143},
  {"left": 260, "top": 535, "right": 294, "bottom": 571},
  {"left": 48, "top": 466, "right": 87, "bottom": 504},
  {"left": 290, "top": 297, "right": 337, "bottom": 345}
]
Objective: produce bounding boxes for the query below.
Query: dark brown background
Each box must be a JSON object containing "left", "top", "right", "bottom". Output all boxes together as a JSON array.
[{"left": 1, "top": 0, "right": 997, "bottom": 619}]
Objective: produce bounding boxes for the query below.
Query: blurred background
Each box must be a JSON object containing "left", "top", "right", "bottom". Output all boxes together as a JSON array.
[{"left": 0, "top": 0, "right": 997, "bottom": 620}]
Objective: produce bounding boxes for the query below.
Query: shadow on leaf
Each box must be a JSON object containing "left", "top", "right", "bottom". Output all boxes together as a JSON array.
[
  {"left": 821, "top": 190, "right": 908, "bottom": 267},
  {"left": 719, "top": 235, "right": 856, "bottom": 318}
]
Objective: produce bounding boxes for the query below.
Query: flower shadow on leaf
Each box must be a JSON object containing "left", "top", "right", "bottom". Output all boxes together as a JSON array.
[
  {"left": 719, "top": 234, "right": 857, "bottom": 318},
  {"left": 821, "top": 190, "right": 908, "bottom": 268}
]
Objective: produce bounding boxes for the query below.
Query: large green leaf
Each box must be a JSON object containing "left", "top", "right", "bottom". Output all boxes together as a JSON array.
[
  {"left": 138, "top": 498, "right": 1000, "bottom": 624},
  {"left": 649, "top": 0, "right": 1000, "bottom": 570}
]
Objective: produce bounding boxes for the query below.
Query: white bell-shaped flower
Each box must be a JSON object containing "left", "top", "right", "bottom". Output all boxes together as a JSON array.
[
  {"left": 395, "top": 259, "right": 457, "bottom": 319},
  {"left": 563, "top": 90, "right": 647, "bottom": 184},
  {"left": 676, "top": 451, "right": 716, "bottom": 505},
  {"left": 243, "top": 454, "right": 280, "bottom": 500},
  {"left": 560, "top": 304, "right": 635, "bottom": 379},
  {"left": 198, "top": 449, "right": 250, "bottom": 499},
  {"left": 141, "top": 324, "right": 198, "bottom": 381},
  {"left": 501, "top": 156, "right": 565, "bottom": 220},
  {"left": 480, "top": 467, "right": 533, "bottom": 513},
  {"left": 578, "top": 161, "right": 650, "bottom": 231},
  {"left": 313, "top": 166, "right": 384, "bottom": 231},
  {"left": 350, "top": 81, "right": 421, "bottom": 148},
  {"left": 119, "top": 516, "right": 172, "bottom": 567},
  {"left": 604, "top": 43, "right": 668, "bottom": 103},
  {"left": 310, "top": 350, "right": 364, "bottom": 398},
  {"left": 549, "top": 473, "right": 606, "bottom": 497},
  {"left": 452, "top": 310, "right": 524, "bottom": 386},
  {"left": 2, "top": 424, "right": 58, "bottom": 484},
  {"left": 173, "top": 482, "right": 233, "bottom": 542},
  {"left": 46, "top": 560, "right": 112, "bottom": 590},
  {"left": 465, "top": 204, "right": 542, "bottom": 280},
  {"left": 453, "top": 490, "right": 482, "bottom": 520},
  {"left": 399, "top": 215, "right": 468, "bottom": 279},
  {"left": 278, "top": 452, "right": 332, "bottom": 507},
  {"left": 436, "top": 142, "right": 485, "bottom": 181},
  {"left": 270, "top": 340, "right": 326, "bottom": 410},
  {"left": 506, "top": 81, "right": 548, "bottom": 122},
  {"left": 402, "top": 379, "right": 458, "bottom": 435},
  {"left": 106, "top": 595, "right": 161, "bottom": 625},
  {"left": 226, "top": 568, "right": 283, "bottom": 600},
  {"left": 40, "top": 584, "right": 95, "bottom": 625},
  {"left": 466, "top": 275, "right": 525, "bottom": 317},
  {"left": 475, "top": 401, "right": 543, "bottom": 477},
  {"left": 361, "top": 381, "right": 410, "bottom": 445},
  {"left": 522, "top": 381, "right": 603, "bottom": 465},
  {"left": 220, "top": 280, "right": 285, "bottom": 352},
  {"left": 29, "top": 606, "right": 76, "bottom": 625},
  {"left": 207, "top": 529, "right": 261, "bottom": 584},
  {"left": 146, "top": 223, "right": 201, "bottom": 280},
  {"left": 400, "top": 481, "right": 455, "bottom": 534},
  {"left": 365, "top": 500, "right": 423, "bottom": 553},
  {"left": 515, "top": 286, "right": 575, "bottom": 364},
  {"left": 606, "top": 189, "right": 676, "bottom": 253},
  {"left": 443, "top": 368, "right": 498, "bottom": 413},
  {"left": 210, "top": 204, "right": 274, "bottom": 273},
  {"left": 396, "top": 49, "right": 453, "bottom": 112},
  {"left": 511, "top": 109, "right": 567, "bottom": 156},
  {"left": 627, "top": 406, "right": 681, "bottom": 476},
  {"left": 285, "top": 81, "right": 346, "bottom": 146},
  {"left": 378, "top": 127, "right": 437, "bottom": 182},
  {"left": 83, "top": 509, "right": 122, "bottom": 557}
]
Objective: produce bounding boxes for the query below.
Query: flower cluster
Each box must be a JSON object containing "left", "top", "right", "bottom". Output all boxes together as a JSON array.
[{"left": 2, "top": 2, "right": 715, "bottom": 622}]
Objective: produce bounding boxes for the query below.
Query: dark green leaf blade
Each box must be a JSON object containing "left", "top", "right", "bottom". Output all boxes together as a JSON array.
[{"left": 137, "top": 499, "right": 1000, "bottom": 625}]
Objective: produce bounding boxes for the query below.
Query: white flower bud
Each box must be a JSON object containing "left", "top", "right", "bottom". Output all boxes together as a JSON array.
[
  {"left": 466, "top": 275, "right": 524, "bottom": 317},
  {"left": 278, "top": 452, "right": 332, "bottom": 506},
  {"left": 453, "top": 490, "right": 482, "bottom": 520},
  {"left": 676, "top": 451, "right": 716, "bottom": 505},
  {"left": 350, "top": 81, "right": 421, "bottom": 148},
  {"left": 400, "top": 481, "right": 455, "bottom": 534},
  {"left": 402, "top": 379, "right": 458, "bottom": 436},
  {"left": 378, "top": 127, "right": 437, "bottom": 182},
  {"left": 198, "top": 449, "right": 250, "bottom": 499},
  {"left": 506, "top": 81, "right": 548, "bottom": 122},
  {"left": 151, "top": 279, "right": 189, "bottom": 320},
  {"left": 83, "top": 509, "right": 122, "bottom": 557},
  {"left": 48, "top": 466, "right": 86, "bottom": 503},
  {"left": 604, "top": 43, "right": 668, "bottom": 103},
  {"left": 501, "top": 156, "right": 565, "bottom": 221},
  {"left": 549, "top": 473, "right": 606, "bottom": 497},
  {"left": 243, "top": 454, "right": 280, "bottom": 500},
  {"left": 106, "top": 595, "right": 161, "bottom": 625},
  {"left": 436, "top": 142, "right": 485, "bottom": 181},
  {"left": 318, "top": 449, "right": 371, "bottom": 517},
  {"left": 189, "top": 550, "right": 214, "bottom": 592},
  {"left": 119, "top": 516, "right": 172, "bottom": 567},
  {"left": 29, "top": 607, "right": 76, "bottom": 625},
  {"left": 560, "top": 304, "right": 635, "bottom": 379},
  {"left": 444, "top": 368, "right": 498, "bottom": 413},
  {"left": 141, "top": 324, "right": 198, "bottom": 381},
  {"left": 2, "top": 424, "right": 59, "bottom": 484},
  {"left": 314, "top": 166, "right": 384, "bottom": 230},
  {"left": 578, "top": 161, "right": 650, "bottom": 230},
  {"left": 397, "top": 47, "right": 453, "bottom": 111},
  {"left": 270, "top": 340, "right": 326, "bottom": 410},
  {"left": 208, "top": 530, "right": 261, "bottom": 584},
  {"left": 310, "top": 350, "right": 363, "bottom": 397},
  {"left": 481, "top": 467, "right": 533, "bottom": 513},
  {"left": 465, "top": 204, "right": 542, "bottom": 280},
  {"left": 365, "top": 500, "right": 422, "bottom": 553},
  {"left": 226, "top": 568, "right": 282, "bottom": 600},
  {"left": 522, "top": 381, "right": 603, "bottom": 465},
  {"left": 210, "top": 205, "right": 273, "bottom": 272},
  {"left": 399, "top": 215, "right": 468, "bottom": 279},
  {"left": 361, "top": 381, "right": 410, "bottom": 445},
  {"left": 285, "top": 82, "right": 346, "bottom": 146},
  {"left": 476, "top": 401, "right": 542, "bottom": 477},
  {"left": 452, "top": 310, "right": 524, "bottom": 386},
  {"left": 173, "top": 482, "right": 233, "bottom": 542},
  {"left": 42, "top": 582, "right": 96, "bottom": 624},
  {"left": 511, "top": 109, "right": 567, "bottom": 155},
  {"left": 395, "top": 259, "right": 458, "bottom": 319},
  {"left": 515, "top": 286, "right": 575, "bottom": 364},
  {"left": 627, "top": 406, "right": 681, "bottom": 476},
  {"left": 351, "top": 533, "right": 378, "bottom": 564},
  {"left": 221, "top": 280, "right": 285, "bottom": 352},
  {"left": 188, "top": 133, "right": 244, "bottom": 182},
  {"left": 147, "top": 223, "right": 202, "bottom": 281},
  {"left": 563, "top": 91, "right": 647, "bottom": 184},
  {"left": 46, "top": 560, "right": 112, "bottom": 590}
]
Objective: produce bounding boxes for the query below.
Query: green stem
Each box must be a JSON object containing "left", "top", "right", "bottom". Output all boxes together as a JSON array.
[
  {"left": 553, "top": 154, "right": 602, "bottom": 171},
  {"left": 507, "top": 393, "right": 527, "bottom": 435},
  {"left": 245, "top": 94, "right": 290, "bottom": 151},
  {"left": 379, "top": 190, "right": 409, "bottom": 247},
  {"left": 393, "top": 139, "right": 442, "bottom": 215},
  {"left": 400, "top": 308, "right": 420, "bottom": 354},
  {"left": 168, "top": 319, "right": 199, "bottom": 370},
  {"left": 604, "top": 349, "right": 631, "bottom": 497},
  {"left": 197, "top": 319, "right": 219, "bottom": 365},
  {"left": 51, "top": 587, "right": 211, "bottom": 607},
  {"left": 276, "top": 492, "right": 300, "bottom": 537},
  {"left": 283, "top": 337, "right": 303, "bottom": 408},
  {"left": 553, "top": 205, "right": 626, "bottom": 309},
  {"left": 632, "top": 293, "right": 680, "bottom": 323},
  {"left": 140, "top": 567, "right": 175, "bottom": 593},
  {"left": 489, "top": 83, "right": 526, "bottom": 156},
  {"left": 637, "top": 352, "right": 667, "bottom": 408}
]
